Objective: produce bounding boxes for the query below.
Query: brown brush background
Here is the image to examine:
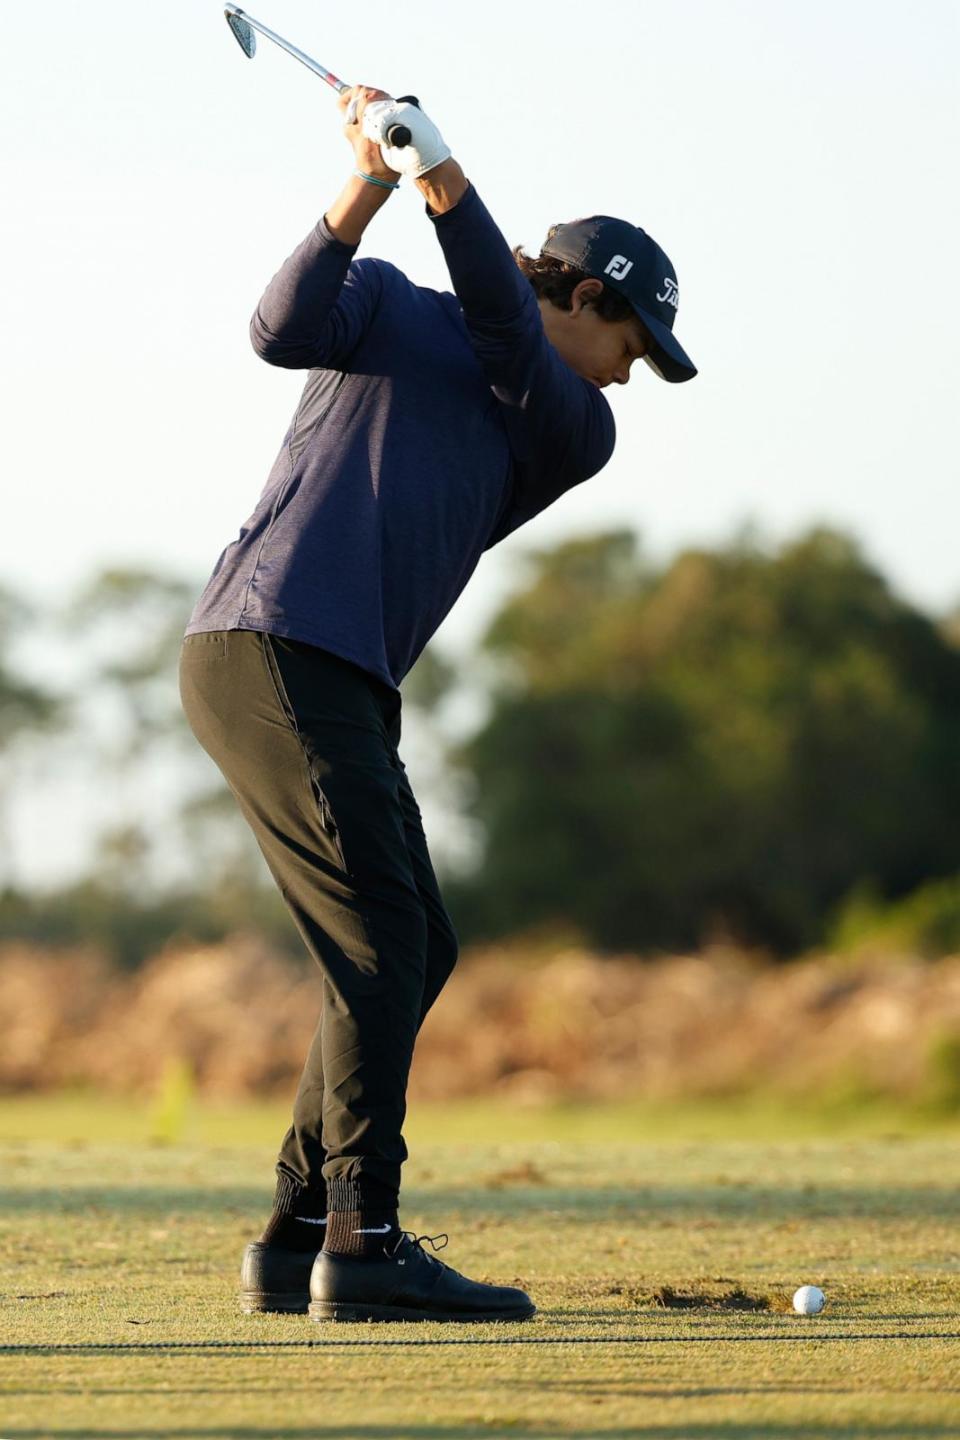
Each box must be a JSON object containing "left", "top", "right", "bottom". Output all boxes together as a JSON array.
[{"left": 3, "top": 936, "right": 959, "bottom": 1105}]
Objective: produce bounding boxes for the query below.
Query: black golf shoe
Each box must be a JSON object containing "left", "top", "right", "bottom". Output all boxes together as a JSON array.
[
  {"left": 239, "top": 1241, "right": 319, "bottom": 1314},
  {"left": 308, "top": 1229, "right": 537, "bottom": 1323}
]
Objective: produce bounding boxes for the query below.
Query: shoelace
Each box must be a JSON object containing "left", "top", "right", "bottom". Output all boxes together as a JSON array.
[{"left": 385, "top": 1229, "right": 449, "bottom": 1266}]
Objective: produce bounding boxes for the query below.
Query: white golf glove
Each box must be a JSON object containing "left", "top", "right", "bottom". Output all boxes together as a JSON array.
[{"left": 360, "top": 97, "right": 451, "bottom": 179}]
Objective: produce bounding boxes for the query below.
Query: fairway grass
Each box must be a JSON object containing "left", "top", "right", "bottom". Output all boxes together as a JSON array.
[{"left": 1, "top": 1097, "right": 958, "bottom": 1438}]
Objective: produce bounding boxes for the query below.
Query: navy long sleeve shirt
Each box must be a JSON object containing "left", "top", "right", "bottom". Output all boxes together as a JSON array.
[{"left": 185, "top": 181, "right": 616, "bottom": 690}]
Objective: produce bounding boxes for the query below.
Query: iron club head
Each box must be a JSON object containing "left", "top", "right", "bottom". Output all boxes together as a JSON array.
[
  {"left": 224, "top": 6, "right": 256, "bottom": 59},
  {"left": 221, "top": 4, "right": 350, "bottom": 94}
]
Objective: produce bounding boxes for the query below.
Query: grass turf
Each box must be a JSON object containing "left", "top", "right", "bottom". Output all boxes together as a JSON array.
[{"left": 0, "top": 1095, "right": 958, "bottom": 1438}]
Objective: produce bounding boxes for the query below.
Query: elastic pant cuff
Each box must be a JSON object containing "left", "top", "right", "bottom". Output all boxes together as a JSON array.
[
  {"left": 272, "top": 1169, "right": 309, "bottom": 1217},
  {"left": 325, "top": 1177, "right": 399, "bottom": 1213}
]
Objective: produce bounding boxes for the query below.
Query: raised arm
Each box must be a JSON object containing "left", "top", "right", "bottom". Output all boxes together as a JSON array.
[
  {"left": 416, "top": 161, "right": 543, "bottom": 396},
  {"left": 416, "top": 161, "right": 615, "bottom": 492},
  {"left": 250, "top": 87, "right": 399, "bottom": 370}
]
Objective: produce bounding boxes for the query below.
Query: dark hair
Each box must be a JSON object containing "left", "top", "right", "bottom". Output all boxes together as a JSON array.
[{"left": 512, "top": 225, "right": 635, "bottom": 322}]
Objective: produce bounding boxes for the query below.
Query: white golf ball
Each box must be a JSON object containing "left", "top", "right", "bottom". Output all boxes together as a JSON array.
[{"left": 793, "top": 1285, "right": 825, "bottom": 1315}]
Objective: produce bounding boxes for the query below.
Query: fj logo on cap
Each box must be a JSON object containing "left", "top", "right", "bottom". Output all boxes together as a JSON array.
[
  {"left": 656, "top": 277, "right": 680, "bottom": 309},
  {"left": 603, "top": 254, "right": 634, "bottom": 281}
]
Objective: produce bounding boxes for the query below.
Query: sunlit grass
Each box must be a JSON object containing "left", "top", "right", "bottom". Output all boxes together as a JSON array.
[
  {"left": 0, "top": 1088, "right": 957, "bottom": 1148},
  {"left": 1, "top": 1094, "right": 958, "bottom": 1436}
]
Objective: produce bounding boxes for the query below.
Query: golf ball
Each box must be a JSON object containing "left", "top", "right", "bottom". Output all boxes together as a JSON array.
[{"left": 793, "top": 1285, "right": 825, "bottom": 1315}]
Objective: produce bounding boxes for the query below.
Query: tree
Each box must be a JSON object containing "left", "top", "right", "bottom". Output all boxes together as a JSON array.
[
  {"left": 0, "top": 584, "right": 62, "bottom": 889},
  {"left": 53, "top": 565, "right": 224, "bottom": 897},
  {"left": 446, "top": 527, "right": 960, "bottom": 955}
]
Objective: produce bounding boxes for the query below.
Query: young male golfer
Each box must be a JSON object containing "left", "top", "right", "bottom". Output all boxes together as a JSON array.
[{"left": 179, "top": 86, "right": 696, "bottom": 1324}]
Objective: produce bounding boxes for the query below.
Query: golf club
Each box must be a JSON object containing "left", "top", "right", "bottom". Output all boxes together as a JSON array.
[{"left": 223, "top": 5, "right": 413, "bottom": 147}]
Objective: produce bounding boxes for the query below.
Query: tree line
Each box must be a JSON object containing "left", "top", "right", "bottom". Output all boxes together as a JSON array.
[{"left": 2, "top": 526, "right": 958, "bottom": 965}]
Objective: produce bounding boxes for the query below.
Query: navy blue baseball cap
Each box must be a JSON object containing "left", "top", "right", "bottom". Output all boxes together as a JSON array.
[{"left": 540, "top": 216, "right": 697, "bottom": 383}]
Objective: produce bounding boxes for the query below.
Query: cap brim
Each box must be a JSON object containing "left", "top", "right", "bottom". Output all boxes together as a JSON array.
[{"left": 632, "top": 305, "right": 697, "bottom": 383}]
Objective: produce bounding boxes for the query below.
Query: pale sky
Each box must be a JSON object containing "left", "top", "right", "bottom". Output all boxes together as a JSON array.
[
  {"left": 2, "top": 0, "right": 959, "bottom": 884},
  {"left": 3, "top": 0, "right": 958, "bottom": 639}
]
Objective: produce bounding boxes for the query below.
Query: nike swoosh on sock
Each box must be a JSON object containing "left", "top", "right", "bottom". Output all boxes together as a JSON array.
[
  {"left": 295, "top": 1216, "right": 328, "bottom": 1225},
  {"left": 352, "top": 1223, "right": 393, "bottom": 1233}
]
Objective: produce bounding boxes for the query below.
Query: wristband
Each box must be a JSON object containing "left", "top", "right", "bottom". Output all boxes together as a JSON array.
[{"left": 354, "top": 169, "right": 400, "bottom": 191}]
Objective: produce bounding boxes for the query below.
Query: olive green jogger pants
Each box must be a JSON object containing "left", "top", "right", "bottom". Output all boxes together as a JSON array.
[{"left": 178, "top": 628, "right": 459, "bottom": 1210}]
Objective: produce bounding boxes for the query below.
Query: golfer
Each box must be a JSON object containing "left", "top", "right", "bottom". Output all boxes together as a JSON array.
[{"left": 179, "top": 86, "right": 696, "bottom": 1324}]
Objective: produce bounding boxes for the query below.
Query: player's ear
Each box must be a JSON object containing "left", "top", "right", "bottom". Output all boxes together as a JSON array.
[{"left": 570, "top": 278, "right": 604, "bottom": 315}]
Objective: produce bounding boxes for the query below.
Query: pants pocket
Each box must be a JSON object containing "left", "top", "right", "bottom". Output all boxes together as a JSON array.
[
  {"left": 261, "top": 632, "right": 357, "bottom": 880},
  {"left": 180, "top": 631, "right": 228, "bottom": 662},
  {"left": 310, "top": 771, "right": 350, "bottom": 876}
]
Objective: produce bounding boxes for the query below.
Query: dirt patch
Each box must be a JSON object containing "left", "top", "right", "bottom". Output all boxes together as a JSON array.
[
  {"left": 481, "top": 1159, "right": 550, "bottom": 1188},
  {"left": 651, "top": 1284, "right": 771, "bottom": 1312}
]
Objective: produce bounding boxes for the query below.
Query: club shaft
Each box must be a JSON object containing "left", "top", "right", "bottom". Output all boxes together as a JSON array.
[{"left": 225, "top": 6, "right": 349, "bottom": 93}]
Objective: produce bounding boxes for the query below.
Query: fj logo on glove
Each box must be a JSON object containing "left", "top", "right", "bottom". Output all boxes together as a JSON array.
[
  {"left": 603, "top": 254, "right": 634, "bottom": 281},
  {"left": 656, "top": 277, "right": 680, "bottom": 309}
]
